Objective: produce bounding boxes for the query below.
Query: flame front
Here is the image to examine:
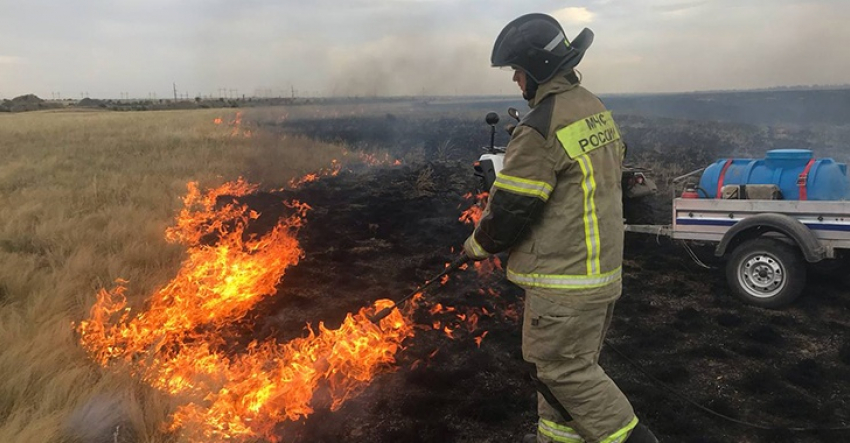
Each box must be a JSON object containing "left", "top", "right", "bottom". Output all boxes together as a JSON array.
[{"left": 78, "top": 178, "right": 413, "bottom": 441}]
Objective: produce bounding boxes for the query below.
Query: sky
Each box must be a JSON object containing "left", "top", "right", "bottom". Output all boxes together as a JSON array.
[{"left": 1, "top": 0, "right": 849, "bottom": 99}]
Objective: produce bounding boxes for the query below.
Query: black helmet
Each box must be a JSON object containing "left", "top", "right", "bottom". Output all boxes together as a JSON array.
[{"left": 491, "top": 13, "right": 594, "bottom": 84}]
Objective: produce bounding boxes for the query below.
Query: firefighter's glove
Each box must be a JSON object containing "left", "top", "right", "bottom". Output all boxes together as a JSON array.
[{"left": 463, "top": 234, "right": 491, "bottom": 261}]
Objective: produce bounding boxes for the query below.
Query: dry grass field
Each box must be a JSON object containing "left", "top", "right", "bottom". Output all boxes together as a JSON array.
[
  {"left": 4, "top": 98, "right": 848, "bottom": 443},
  {"left": 0, "top": 108, "right": 348, "bottom": 442}
]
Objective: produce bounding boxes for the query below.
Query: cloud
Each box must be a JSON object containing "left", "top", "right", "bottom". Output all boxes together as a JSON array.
[{"left": 550, "top": 7, "right": 596, "bottom": 25}]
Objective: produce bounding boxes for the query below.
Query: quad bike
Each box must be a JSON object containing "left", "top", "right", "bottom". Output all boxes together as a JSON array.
[{"left": 472, "top": 109, "right": 658, "bottom": 223}]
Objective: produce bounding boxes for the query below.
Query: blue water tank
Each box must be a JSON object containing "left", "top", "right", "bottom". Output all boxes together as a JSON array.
[{"left": 698, "top": 149, "right": 850, "bottom": 200}]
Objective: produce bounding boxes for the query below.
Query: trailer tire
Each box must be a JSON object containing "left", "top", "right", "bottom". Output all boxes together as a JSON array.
[{"left": 726, "top": 238, "right": 806, "bottom": 309}]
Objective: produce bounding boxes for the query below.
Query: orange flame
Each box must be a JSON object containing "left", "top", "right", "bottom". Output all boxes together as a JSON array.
[
  {"left": 213, "top": 111, "right": 253, "bottom": 138},
  {"left": 288, "top": 160, "right": 341, "bottom": 189},
  {"left": 230, "top": 111, "right": 243, "bottom": 136},
  {"left": 459, "top": 192, "right": 489, "bottom": 225},
  {"left": 342, "top": 150, "right": 403, "bottom": 167},
  {"left": 78, "top": 177, "right": 414, "bottom": 441}
]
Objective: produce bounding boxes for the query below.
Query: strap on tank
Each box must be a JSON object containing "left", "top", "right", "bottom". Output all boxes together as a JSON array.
[
  {"left": 797, "top": 158, "right": 816, "bottom": 201},
  {"left": 716, "top": 159, "right": 733, "bottom": 199}
]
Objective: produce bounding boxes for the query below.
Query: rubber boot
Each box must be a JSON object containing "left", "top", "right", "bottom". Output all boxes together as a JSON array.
[
  {"left": 522, "top": 434, "right": 537, "bottom": 443},
  {"left": 625, "top": 423, "right": 658, "bottom": 443}
]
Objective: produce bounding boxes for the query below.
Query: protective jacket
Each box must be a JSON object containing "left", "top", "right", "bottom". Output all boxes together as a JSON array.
[{"left": 467, "top": 71, "right": 625, "bottom": 303}]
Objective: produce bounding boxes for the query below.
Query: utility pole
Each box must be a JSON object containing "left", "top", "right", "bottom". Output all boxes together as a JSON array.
[{"left": 173, "top": 82, "right": 178, "bottom": 101}]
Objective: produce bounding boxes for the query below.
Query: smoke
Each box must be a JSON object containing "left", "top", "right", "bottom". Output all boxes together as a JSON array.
[
  {"left": 2, "top": 0, "right": 849, "bottom": 97},
  {"left": 583, "top": 1, "right": 850, "bottom": 93},
  {"left": 324, "top": 31, "right": 508, "bottom": 97},
  {"left": 62, "top": 394, "right": 135, "bottom": 443}
]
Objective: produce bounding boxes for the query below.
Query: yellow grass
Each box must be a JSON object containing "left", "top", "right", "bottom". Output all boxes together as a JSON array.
[{"left": 0, "top": 108, "right": 348, "bottom": 442}]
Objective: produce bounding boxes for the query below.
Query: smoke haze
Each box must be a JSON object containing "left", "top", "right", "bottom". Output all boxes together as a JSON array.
[{"left": 0, "top": 0, "right": 848, "bottom": 98}]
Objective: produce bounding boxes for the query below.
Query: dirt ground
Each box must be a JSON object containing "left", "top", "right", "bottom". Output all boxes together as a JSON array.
[{"left": 229, "top": 158, "right": 849, "bottom": 443}]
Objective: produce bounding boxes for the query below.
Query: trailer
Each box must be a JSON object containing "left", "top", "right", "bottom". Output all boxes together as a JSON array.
[
  {"left": 627, "top": 167, "right": 850, "bottom": 308},
  {"left": 469, "top": 111, "right": 849, "bottom": 308}
]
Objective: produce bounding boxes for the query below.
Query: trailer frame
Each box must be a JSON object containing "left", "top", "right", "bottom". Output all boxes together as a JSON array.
[{"left": 625, "top": 168, "right": 850, "bottom": 308}]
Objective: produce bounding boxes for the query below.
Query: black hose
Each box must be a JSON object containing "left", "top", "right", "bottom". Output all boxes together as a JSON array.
[{"left": 367, "top": 253, "right": 469, "bottom": 324}]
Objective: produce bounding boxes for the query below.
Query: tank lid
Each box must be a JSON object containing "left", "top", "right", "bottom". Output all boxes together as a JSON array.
[{"left": 766, "top": 149, "right": 813, "bottom": 161}]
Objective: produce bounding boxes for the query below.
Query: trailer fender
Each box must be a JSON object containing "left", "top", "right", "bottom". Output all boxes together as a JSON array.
[{"left": 715, "top": 213, "right": 825, "bottom": 263}]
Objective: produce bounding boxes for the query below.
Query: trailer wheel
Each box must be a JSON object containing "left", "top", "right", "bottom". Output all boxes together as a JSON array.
[{"left": 726, "top": 238, "right": 806, "bottom": 309}]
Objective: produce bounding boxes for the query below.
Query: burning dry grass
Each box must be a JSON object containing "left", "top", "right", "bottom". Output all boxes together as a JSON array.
[
  {"left": 0, "top": 108, "right": 353, "bottom": 442},
  {"left": 75, "top": 178, "right": 413, "bottom": 441}
]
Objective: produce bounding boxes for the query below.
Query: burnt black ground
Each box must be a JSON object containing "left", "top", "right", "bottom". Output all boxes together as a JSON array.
[
  {"left": 239, "top": 162, "right": 534, "bottom": 442},
  {"left": 231, "top": 161, "right": 850, "bottom": 443},
  {"left": 228, "top": 107, "right": 850, "bottom": 442}
]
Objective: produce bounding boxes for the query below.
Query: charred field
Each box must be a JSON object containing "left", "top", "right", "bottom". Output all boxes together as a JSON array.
[{"left": 229, "top": 99, "right": 850, "bottom": 443}]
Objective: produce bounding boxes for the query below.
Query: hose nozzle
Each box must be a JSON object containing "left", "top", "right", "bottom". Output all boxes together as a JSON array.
[
  {"left": 367, "top": 307, "right": 394, "bottom": 324},
  {"left": 366, "top": 253, "right": 469, "bottom": 325}
]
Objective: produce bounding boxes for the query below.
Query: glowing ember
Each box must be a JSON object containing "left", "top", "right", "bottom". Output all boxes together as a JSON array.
[
  {"left": 459, "top": 192, "right": 488, "bottom": 225},
  {"left": 474, "top": 255, "right": 503, "bottom": 277},
  {"left": 442, "top": 326, "right": 455, "bottom": 339},
  {"left": 474, "top": 331, "right": 489, "bottom": 348},
  {"left": 78, "top": 177, "right": 415, "bottom": 442},
  {"left": 464, "top": 312, "right": 479, "bottom": 332},
  {"left": 428, "top": 303, "right": 455, "bottom": 315}
]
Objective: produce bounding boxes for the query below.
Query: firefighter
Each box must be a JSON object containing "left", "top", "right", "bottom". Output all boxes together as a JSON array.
[{"left": 463, "top": 13, "right": 658, "bottom": 443}]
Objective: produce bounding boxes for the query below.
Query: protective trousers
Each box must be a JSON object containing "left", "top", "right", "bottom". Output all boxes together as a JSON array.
[{"left": 522, "top": 290, "right": 637, "bottom": 443}]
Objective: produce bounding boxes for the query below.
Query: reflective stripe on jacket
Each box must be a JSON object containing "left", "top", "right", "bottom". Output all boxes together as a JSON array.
[{"left": 472, "top": 72, "right": 625, "bottom": 302}]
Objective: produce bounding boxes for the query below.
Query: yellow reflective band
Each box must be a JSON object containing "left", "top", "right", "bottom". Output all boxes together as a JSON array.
[
  {"left": 507, "top": 267, "right": 622, "bottom": 290},
  {"left": 556, "top": 111, "right": 621, "bottom": 159},
  {"left": 577, "top": 155, "right": 602, "bottom": 275},
  {"left": 538, "top": 419, "right": 584, "bottom": 443},
  {"left": 600, "top": 417, "right": 639, "bottom": 443},
  {"left": 494, "top": 173, "right": 554, "bottom": 201},
  {"left": 468, "top": 234, "right": 488, "bottom": 258}
]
